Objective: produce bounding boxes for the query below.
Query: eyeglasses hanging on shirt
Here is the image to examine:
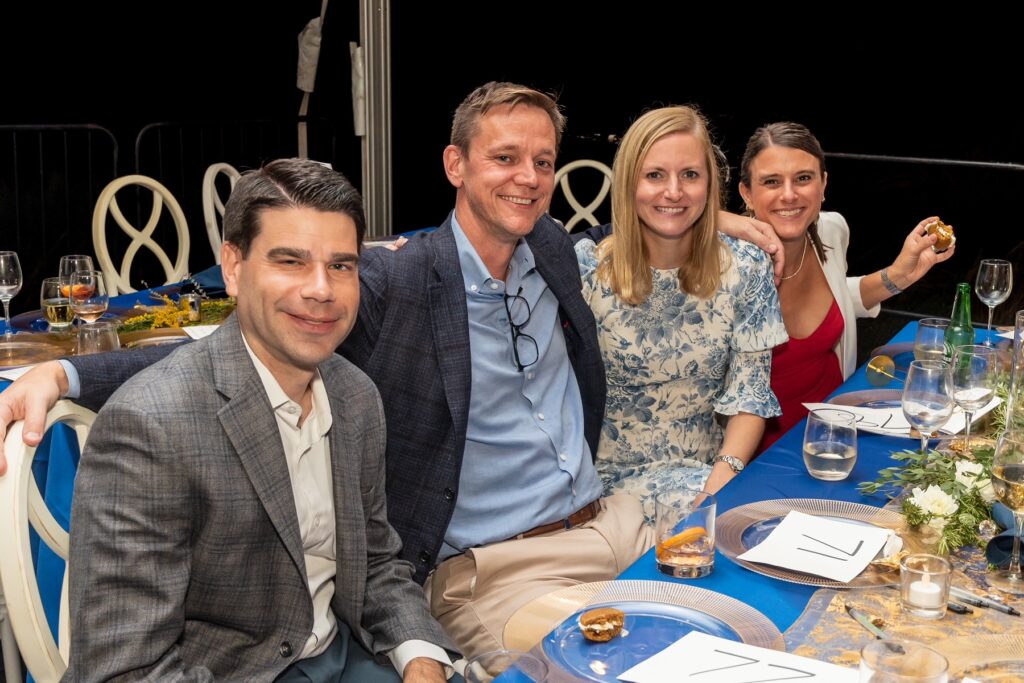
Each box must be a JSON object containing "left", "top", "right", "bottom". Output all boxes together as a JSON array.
[{"left": 504, "top": 286, "right": 539, "bottom": 372}]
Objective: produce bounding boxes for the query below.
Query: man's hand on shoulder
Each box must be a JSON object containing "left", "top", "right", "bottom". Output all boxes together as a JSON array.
[
  {"left": 403, "top": 656, "right": 447, "bottom": 683},
  {"left": 0, "top": 360, "right": 70, "bottom": 475}
]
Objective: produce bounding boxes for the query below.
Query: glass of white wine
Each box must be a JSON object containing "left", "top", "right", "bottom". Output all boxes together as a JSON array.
[
  {"left": 976, "top": 258, "right": 1013, "bottom": 345},
  {"left": 40, "top": 277, "right": 74, "bottom": 331},
  {"left": 902, "top": 360, "right": 953, "bottom": 454},
  {"left": 989, "top": 431, "right": 1024, "bottom": 595},
  {"left": 0, "top": 250, "right": 23, "bottom": 338},
  {"left": 802, "top": 409, "right": 858, "bottom": 481},
  {"left": 914, "top": 318, "right": 949, "bottom": 362},
  {"left": 68, "top": 270, "right": 108, "bottom": 325},
  {"left": 950, "top": 345, "right": 998, "bottom": 452}
]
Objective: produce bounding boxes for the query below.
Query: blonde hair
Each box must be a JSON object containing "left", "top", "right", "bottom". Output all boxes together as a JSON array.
[{"left": 597, "top": 105, "right": 724, "bottom": 304}]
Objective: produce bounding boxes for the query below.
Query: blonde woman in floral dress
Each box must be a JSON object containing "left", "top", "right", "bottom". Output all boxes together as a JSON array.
[{"left": 574, "top": 106, "right": 787, "bottom": 521}]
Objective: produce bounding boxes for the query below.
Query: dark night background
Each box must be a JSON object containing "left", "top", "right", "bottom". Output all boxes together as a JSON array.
[{"left": 2, "top": 5, "right": 1022, "bottom": 356}]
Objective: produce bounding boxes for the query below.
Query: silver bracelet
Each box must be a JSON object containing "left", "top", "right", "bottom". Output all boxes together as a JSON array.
[{"left": 880, "top": 267, "right": 902, "bottom": 295}]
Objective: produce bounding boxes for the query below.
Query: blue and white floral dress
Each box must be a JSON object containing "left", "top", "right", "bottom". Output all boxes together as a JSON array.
[{"left": 576, "top": 234, "right": 787, "bottom": 522}]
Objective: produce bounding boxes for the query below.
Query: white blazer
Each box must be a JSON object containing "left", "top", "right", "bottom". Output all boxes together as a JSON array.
[{"left": 816, "top": 211, "right": 880, "bottom": 379}]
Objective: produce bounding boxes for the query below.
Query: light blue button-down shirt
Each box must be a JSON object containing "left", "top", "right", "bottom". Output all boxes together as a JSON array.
[{"left": 441, "top": 216, "right": 603, "bottom": 558}]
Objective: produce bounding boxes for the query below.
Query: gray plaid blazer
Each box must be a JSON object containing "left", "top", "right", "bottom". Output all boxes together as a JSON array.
[{"left": 64, "top": 315, "right": 453, "bottom": 681}]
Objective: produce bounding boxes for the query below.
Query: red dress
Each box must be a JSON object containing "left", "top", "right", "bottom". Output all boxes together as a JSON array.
[{"left": 758, "top": 299, "right": 845, "bottom": 453}]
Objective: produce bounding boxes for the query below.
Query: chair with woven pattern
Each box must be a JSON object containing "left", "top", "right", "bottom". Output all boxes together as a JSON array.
[
  {"left": 0, "top": 401, "right": 96, "bottom": 682},
  {"left": 553, "top": 159, "right": 613, "bottom": 232},
  {"left": 202, "top": 163, "right": 241, "bottom": 264},
  {"left": 92, "top": 175, "right": 190, "bottom": 296}
]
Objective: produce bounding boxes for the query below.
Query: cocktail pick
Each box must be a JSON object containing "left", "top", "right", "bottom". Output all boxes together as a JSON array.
[{"left": 866, "top": 355, "right": 904, "bottom": 386}]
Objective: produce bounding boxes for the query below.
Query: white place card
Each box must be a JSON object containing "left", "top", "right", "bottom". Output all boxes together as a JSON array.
[
  {"left": 737, "top": 511, "right": 889, "bottom": 583},
  {"left": 183, "top": 325, "right": 218, "bottom": 340},
  {"left": 0, "top": 365, "right": 33, "bottom": 381},
  {"left": 802, "top": 397, "right": 1001, "bottom": 438},
  {"left": 618, "top": 632, "right": 857, "bottom": 682},
  {"left": 998, "top": 330, "right": 1014, "bottom": 340}
]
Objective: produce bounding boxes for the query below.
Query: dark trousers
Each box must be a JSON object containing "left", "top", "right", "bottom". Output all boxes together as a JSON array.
[{"left": 274, "top": 626, "right": 400, "bottom": 683}]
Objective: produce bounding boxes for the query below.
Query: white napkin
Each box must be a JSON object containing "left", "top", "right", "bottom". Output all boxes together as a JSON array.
[
  {"left": 737, "top": 511, "right": 890, "bottom": 583},
  {"left": 618, "top": 632, "right": 857, "bottom": 682},
  {"left": 803, "top": 397, "right": 1001, "bottom": 438},
  {"left": 183, "top": 325, "right": 218, "bottom": 340}
]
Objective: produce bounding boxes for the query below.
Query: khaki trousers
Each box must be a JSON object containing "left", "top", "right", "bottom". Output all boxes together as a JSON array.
[{"left": 423, "top": 493, "right": 653, "bottom": 660}]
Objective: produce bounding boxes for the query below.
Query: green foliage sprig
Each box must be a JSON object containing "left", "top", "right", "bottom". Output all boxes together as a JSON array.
[{"left": 860, "top": 446, "right": 995, "bottom": 553}]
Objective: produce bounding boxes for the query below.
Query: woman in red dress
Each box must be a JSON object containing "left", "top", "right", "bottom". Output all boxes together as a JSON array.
[{"left": 738, "top": 123, "right": 955, "bottom": 452}]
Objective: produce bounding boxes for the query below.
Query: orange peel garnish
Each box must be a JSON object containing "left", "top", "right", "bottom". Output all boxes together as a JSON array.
[{"left": 656, "top": 526, "right": 707, "bottom": 558}]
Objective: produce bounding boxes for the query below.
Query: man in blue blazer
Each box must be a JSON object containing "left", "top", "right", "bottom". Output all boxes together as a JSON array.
[{"left": 0, "top": 83, "right": 652, "bottom": 659}]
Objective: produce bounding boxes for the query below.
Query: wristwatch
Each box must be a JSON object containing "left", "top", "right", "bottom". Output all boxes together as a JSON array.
[{"left": 713, "top": 454, "right": 745, "bottom": 474}]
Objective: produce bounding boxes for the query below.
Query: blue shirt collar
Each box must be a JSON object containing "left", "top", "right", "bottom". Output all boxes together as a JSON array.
[{"left": 451, "top": 213, "right": 536, "bottom": 294}]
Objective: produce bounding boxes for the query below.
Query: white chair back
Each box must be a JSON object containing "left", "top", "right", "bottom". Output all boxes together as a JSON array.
[
  {"left": 202, "top": 163, "right": 241, "bottom": 264},
  {"left": 92, "top": 174, "right": 190, "bottom": 295},
  {"left": 0, "top": 401, "right": 96, "bottom": 683},
  {"left": 553, "top": 159, "right": 613, "bottom": 232}
]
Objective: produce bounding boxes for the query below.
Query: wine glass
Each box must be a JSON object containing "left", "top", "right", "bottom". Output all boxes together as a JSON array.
[
  {"left": 0, "top": 251, "right": 23, "bottom": 339},
  {"left": 58, "top": 254, "right": 95, "bottom": 296},
  {"left": 68, "top": 270, "right": 109, "bottom": 325},
  {"left": 976, "top": 259, "right": 1013, "bottom": 345},
  {"left": 40, "top": 277, "right": 74, "bottom": 331},
  {"left": 988, "top": 431, "right": 1024, "bottom": 595},
  {"left": 950, "top": 344, "right": 998, "bottom": 452},
  {"left": 902, "top": 359, "right": 954, "bottom": 454},
  {"left": 914, "top": 317, "right": 949, "bottom": 362}
]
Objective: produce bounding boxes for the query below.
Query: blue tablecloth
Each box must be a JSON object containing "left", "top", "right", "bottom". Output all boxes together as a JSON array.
[{"left": 619, "top": 321, "right": 998, "bottom": 632}]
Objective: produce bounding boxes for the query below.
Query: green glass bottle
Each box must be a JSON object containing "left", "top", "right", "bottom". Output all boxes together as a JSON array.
[{"left": 944, "top": 282, "right": 975, "bottom": 361}]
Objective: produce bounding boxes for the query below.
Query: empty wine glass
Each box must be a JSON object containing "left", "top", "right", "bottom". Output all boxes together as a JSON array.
[
  {"left": 914, "top": 317, "right": 949, "bottom": 362},
  {"left": 0, "top": 251, "right": 23, "bottom": 338},
  {"left": 902, "top": 359, "right": 953, "bottom": 454},
  {"left": 988, "top": 431, "right": 1024, "bottom": 595},
  {"left": 950, "top": 344, "right": 998, "bottom": 452},
  {"left": 69, "top": 270, "right": 109, "bottom": 325},
  {"left": 976, "top": 259, "right": 1013, "bottom": 345}
]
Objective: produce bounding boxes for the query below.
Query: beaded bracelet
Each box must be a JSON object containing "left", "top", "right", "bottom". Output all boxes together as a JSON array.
[{"left": 880, "top": 267, "right": 902, "bottom": 295}]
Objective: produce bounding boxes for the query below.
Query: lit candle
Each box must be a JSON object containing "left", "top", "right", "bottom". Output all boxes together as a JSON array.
[{"left": 908, "top": 573, "right": 943, "bottom": 608}]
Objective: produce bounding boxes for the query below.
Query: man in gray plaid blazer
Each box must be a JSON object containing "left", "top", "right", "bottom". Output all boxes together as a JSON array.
[{"left": 61, "top": 160, "right": 454, "bottom": 681}]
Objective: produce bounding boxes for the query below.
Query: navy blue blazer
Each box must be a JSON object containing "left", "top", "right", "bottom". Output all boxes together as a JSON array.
[
  {"left": 69, "top": 212, "right": 606, "bottom": 585},
  {"left": 342, "top": 212, "right": 606, "bottom": 583}
]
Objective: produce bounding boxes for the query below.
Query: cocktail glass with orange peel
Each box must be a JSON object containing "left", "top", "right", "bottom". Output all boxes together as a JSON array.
[{"left": 654, "top": 489, "right": 716, "bottom": 578}]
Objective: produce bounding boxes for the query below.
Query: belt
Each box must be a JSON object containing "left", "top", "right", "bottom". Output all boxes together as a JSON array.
[{"left": 509, "top": 499, "right": 602, "bottom": 542}]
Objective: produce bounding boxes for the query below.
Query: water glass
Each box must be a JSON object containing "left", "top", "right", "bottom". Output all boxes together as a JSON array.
[
  {"left": 40, "top": 277, "right": 74, "bottom": 331},
  {"left": 949, "top": 344, "right": 998, "bottom": 451},
  {"left": 902, "top": 360, "right": 953, "bottom": 454},
  {"left": 802, "top": 409, "right": 858, "bottom": 481},
  {"left": 899, "top": 554, "right": 952, "bottom": 619},
  {"left": 913, "top": 318, "right": 949, "bottom": 362},
  {"left": 654, "top": 488, "right": 716, "bottom": 578},
  {"left": 0, "top": 250, "right": 23, "bottom": 338},
  {"left": 976, "top": 258, "right": 1013, "bottom": 345},
  {"left": 859, "top": 639, "right": 948, "bottom": 682},
  {"left": 464, "top": 649, "right": 548, "bottom": 683},
  {"left": 76, "top": 320, "right": 120, "bottom": 355}
]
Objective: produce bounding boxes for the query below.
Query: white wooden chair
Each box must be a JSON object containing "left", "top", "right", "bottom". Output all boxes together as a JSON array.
[
  {"left": 92, "top": 175, "right": 190, "bottom": 295},
  {"left": 0, "top": 401, "right": 96, "bottom": 682},
  {"left": 202, "top": 163, "right": 241, "bottom": 264},
  {"left": 553, "top": 159, "right": 613, "bottom": 232}
]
